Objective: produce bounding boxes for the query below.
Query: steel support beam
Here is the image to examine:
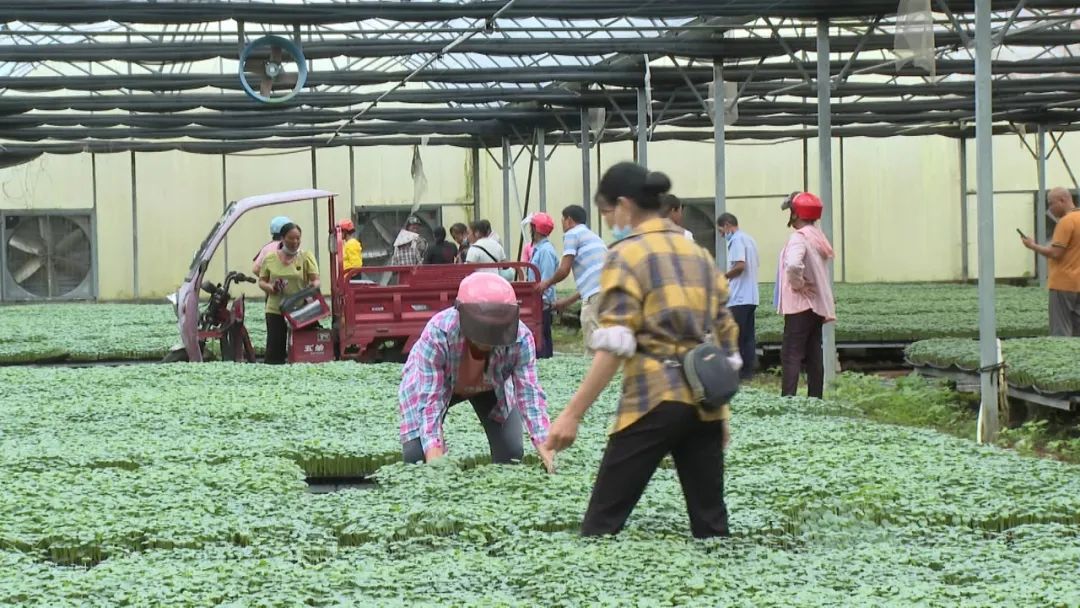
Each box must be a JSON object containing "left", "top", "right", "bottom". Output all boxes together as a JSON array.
[
  {"left": 959, "top": 136, "right": 970, "bottom": 281},
  {"left": 713, "top": 60, "right": 726, "bottom": 269},
  {"left": 1036, "top": 125, "right": 1048, "bottom": 286},
  {"left": 636, "top": 87, "right": 648, "bottom": 167},
  {"left": 974, "top": 0, "right": 1000, "bottom": 443},
  {"left": 580, "top": 107, "right": 592, "bottom": 225},
  {"left": 502, "top": 137, "right": 512, "bottom": 244},
  {"left": 536, "top": 128, "right": 547, "bottom": 213},
  {"left": 471, "top": 146, "right": 481, "bottom": 222},
  {"left": 817, "top": 20, "right": 837, "bottom": 387}
]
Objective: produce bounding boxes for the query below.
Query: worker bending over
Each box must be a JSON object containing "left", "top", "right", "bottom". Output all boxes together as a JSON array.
[{"left": 398, "top": 273, "right": 554, "bottom": 472}]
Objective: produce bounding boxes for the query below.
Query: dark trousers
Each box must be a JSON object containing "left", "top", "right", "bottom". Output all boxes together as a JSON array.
[
  {"left": 401, "top": 391, "right": 524, "bottom": 464},
  {"left": 729, "top": 304, "right": 757, "bottom": 380},
  {"left": 581, "top": 402, "right": 729, "bottom": 539},
  {"left": 781, "top": 310, "right": 825, "bottom": 398},
  {"left": 1049, "top": 289, "right": 1080, "bottom": 337},
  {"left": 537, "top": 308, "right": 554, "bottom": 359},
  {"left": 264, "top": 313, "right": 288, "bottom": 365}
]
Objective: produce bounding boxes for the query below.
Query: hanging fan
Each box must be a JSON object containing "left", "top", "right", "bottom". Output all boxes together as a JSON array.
[{"left": 238, "top": 35, "right": 308, "bottom": 104}]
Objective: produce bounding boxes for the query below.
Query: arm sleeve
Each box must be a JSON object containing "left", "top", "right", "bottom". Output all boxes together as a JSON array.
[
  {"left": 510, "top": 331, "right": 550, "bottom": 448},
  {"left": 465, "top": 245, "right": 483, "bottom": 264},
  {"left": 562, "top": 230, "right": 580, "bottom": 257},
  {"left": 594, "top": 252, "right": 645, "bottom": 356},
  {"left": 783, "top": 236, "right": 808, "bottom": 291},
  {"left": 1051, "top": 214, "right": 1075, "bottom": 249},
  {"left": 728, "top": 238, "right": 746, "bottom": 263},
  {"left": 399, "top": 325, "right": 451, "bottom": 454},
  {"left": 304, "top": 250, "right": 319, "bottom": 279}
]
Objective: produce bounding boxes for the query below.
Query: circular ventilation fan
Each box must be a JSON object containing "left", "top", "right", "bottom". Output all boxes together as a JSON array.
[{"left": 5, "top": 215, "right": 92, "bottom": 298}]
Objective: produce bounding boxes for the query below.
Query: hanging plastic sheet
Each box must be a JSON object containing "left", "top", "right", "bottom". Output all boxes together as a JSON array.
[
  {"left": 410, "top": 143, "right": 428, "bottom": 206},
  {"left": 706, "top": 81, "right": 740, "bottom": 126},
  {"left": 643, "top": 55, "right": 654, "bottom": 132},
  {"left": 894, "top": 0, "right": 936, "bottom": 77}
]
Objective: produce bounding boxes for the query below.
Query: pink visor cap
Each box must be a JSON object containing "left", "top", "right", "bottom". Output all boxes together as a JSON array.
[{"left": 456, "top": 273, "right": 520, "bottom": 346}]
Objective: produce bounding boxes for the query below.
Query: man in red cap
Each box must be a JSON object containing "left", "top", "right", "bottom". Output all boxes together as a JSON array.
[
  {"left": 776, "top": 192, "right": 836, "bottom": 398},
  {"left": 526, "top": 212, "right": 558, "bottom": 358},
  {"left": 338, "top": 219, "right": 363, "bottom": 272},
  {"left": 398, "top": 272, "right": 554, "bottom": 472}
]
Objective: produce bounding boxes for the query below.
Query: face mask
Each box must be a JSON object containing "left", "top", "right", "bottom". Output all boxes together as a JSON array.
[
  {"left": 281, "top": 244, "right": 299, "bottom": 256},
  {"left": 611, "top": 225, "right": 633, "bottom": 240},
  {"left": 724, "top": 231, "right": 734, "bottom": 242}
]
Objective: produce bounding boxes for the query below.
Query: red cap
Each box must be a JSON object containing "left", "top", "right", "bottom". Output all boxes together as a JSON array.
[
  {"left": 529, "top": 212, "right": 555, "bottom": 236},
  {"left": 784, "top": 192, "right": 823, "bottom": 222},
  {"left": 337, "top": 219, "right": 355, "bottom": 232}
]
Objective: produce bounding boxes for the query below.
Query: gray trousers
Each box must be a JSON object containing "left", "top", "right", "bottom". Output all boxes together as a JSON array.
[
  {"left": 1049, "top": 289, "right": 1080, "bottom": 337},
  {"left": 402, "top": 391, "right": 524, "bottom": 464}
]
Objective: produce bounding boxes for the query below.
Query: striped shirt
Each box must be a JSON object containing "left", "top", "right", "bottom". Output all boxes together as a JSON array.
[
  {"left": 597, "top": 218, "right": 739, "bottom": 433},
  {"left": 398, "top": 308, "right": 549, "bottom": 454},
  {"left": 562, "top": 224, "right": 607, "bottom": 300}
]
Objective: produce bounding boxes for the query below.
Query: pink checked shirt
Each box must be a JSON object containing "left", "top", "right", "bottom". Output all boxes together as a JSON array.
[{"left": 398, "top": 308, "right": 549, "bottom": 454}]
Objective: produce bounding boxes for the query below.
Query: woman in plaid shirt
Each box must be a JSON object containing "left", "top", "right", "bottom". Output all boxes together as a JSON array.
[{"left": 545, "top": 162, "right": 739, "bottom": 538}]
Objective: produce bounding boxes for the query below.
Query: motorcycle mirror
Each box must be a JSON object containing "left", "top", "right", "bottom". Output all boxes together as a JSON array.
[{"left": 201, "top": 280, "right": 218, "bottom": 295}]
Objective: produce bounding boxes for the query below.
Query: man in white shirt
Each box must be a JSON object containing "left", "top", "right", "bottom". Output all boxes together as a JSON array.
[
  {"left": 717, "top": 213, "right": 760, "bottom": 380},
  {"left": 661, "top": 194, "right": 695, "bottom": 242}
]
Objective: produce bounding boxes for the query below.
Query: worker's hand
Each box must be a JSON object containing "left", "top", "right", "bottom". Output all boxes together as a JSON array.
[
  {"left": 424, "top": 445, "right": 445, "bottom": 463},
  {"left": 544, "top": 410, "right": 580, "bottom": 452},
  {"left": 534, "top": 280, "right": 549, "bottom": 294},
  {"left": 1021, "top": 236, "right": 1036, "bottom": 250},
  {"left": 537, "top": 444, "right": 556, "bottom": 474},
  {"left": 554, "top": 298, "right": 573, "bottom": 314},
  {"left": 722, "top": 421, "right": 731, "bottom": 451}
]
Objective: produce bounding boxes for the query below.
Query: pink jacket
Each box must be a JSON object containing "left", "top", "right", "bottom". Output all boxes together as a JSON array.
[{"left": 777, "top": 225, "right": 836, "bottom": 322}]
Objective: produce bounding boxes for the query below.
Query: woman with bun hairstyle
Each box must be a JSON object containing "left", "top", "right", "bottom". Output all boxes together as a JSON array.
[{"left": 545, "top": 162, "right": 740, "bottom": 538}]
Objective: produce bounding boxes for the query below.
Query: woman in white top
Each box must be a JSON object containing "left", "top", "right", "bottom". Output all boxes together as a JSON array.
[{"left": 465, "top": 219, "right": 509, "bottom": 277}]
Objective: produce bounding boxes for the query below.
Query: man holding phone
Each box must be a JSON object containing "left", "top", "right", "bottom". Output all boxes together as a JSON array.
[{"left": 1021, "top": 187, "right": 1080, "bottom": 336}]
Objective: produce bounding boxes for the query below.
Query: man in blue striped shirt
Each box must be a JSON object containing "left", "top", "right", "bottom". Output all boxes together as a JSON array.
[{"left": 538, "top": 205, "right": 608, "bottom": 354}]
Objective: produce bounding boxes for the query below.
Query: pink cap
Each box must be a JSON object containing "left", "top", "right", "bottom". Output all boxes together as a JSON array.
[{"left": 457, "top": 272, "right": 517, "bottom": 305}]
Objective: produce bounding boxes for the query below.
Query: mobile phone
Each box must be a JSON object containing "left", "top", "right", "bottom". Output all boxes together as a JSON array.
[{"left": 1016, "top": 228, "right": 1027, "bottom": 239}]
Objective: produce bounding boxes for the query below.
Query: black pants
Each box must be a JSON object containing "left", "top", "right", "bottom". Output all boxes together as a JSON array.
[
  {"left": 401, "top": 391, "right": 524, "bottom": 464},
  {"left": 264, "top": 313, "right": 288, "bottom": 365},
  {"left": 537, "top": 308, "right": 554, "bottom": 359},
  {"left": 729, "top": 304, "right": 757, "bottom": 380},
  {"left": 781, "top": 310, "right": 825, "bottom": 398},
  {"left": 581, "top": 402, "right": 729, "bottom": 539}
]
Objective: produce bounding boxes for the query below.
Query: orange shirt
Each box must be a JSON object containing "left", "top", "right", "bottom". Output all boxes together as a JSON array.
[
  {"left": 453, "top": 347, "right": 492, "bottom": 397},
  {"left": 1049, "top": 210, "right": 1080, "bottom": 293}
]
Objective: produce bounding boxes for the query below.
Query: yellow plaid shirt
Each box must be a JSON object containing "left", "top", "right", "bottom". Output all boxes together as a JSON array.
[{"left": 597, "top": 218, "right": 739, "bottom": 434}]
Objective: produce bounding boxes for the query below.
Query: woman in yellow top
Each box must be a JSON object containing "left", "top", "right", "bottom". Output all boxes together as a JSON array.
[
  {"left": 545, "top": 162, "right": 740, "bottom": 538},
  {"left": 339, "top": 219, "right": 363, "bottom": 272},
  {"left": 258, "top": 222, "right": 320, "bottom": 364}
]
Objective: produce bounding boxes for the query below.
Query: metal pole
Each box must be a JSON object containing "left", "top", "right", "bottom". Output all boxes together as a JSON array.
[
  {"left": 713, "top": 60, "right": 727, "bottom": 269},
  {"left": 1036, "top": 125, "right": 1048, "bottom": 287},
  {"left": 839, "top": 136, "right": 847, "bottom": 282},
  {"left": 974, "top": 0, "right": 1000, "bottom": 443},
  {"left": 502, "top": 137, "right": 512, "bottom": 246},
  {"left": 817, "top": 19, "right": 837, "bottom": 386},
  {"left": 636, "top": 88, "right": 648, "bottom": 168},
  {"left": 348, "top": 146, "right": 356, "bottom": 220},
  {"left": 130, "top": 151, "right": 139, "bottom": 299},
  {"left": 960, "top": 136, "right": 970, "bottom": 281},
  {"left": 537, "top": 128, "right": 547, "bottom": 214},
  {"left": 471, "top": 147, "right": 481, "bottom": 222},
  {"left": 310, "top": 149, "right": 320, "bottom": 265},
  {"left": 580, "top": 107, "right": 591, "bottom": 225}
]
